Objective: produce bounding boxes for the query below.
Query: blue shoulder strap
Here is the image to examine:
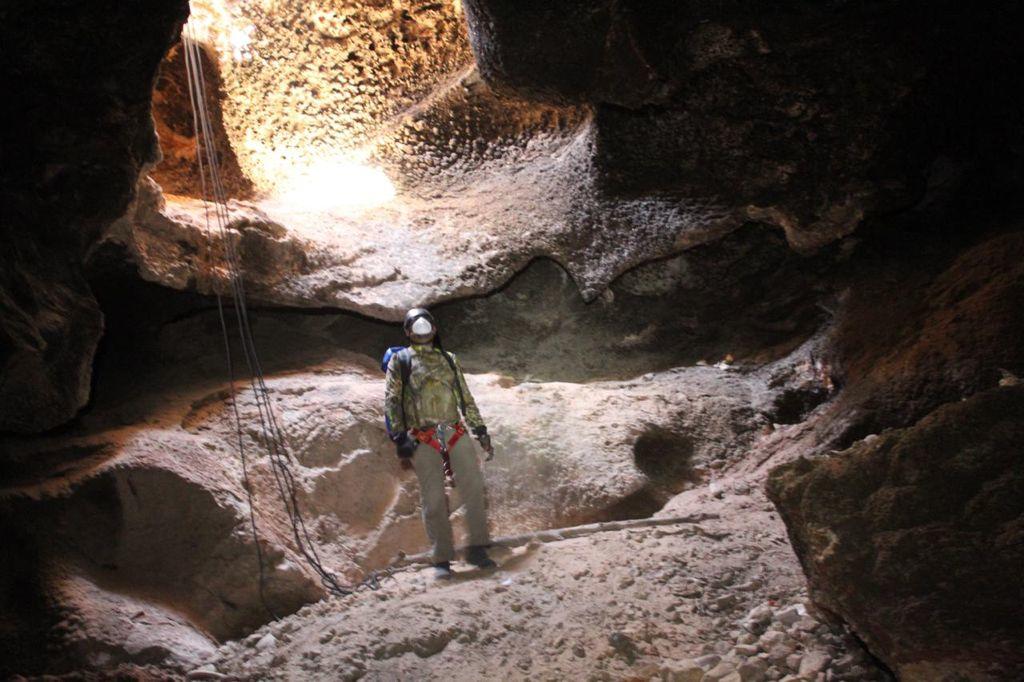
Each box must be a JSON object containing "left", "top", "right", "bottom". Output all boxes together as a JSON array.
[
  {"left": 381, "top": 345, "right": 406, "bottom": 373},
  {"left": 383, "top": 346, "right": 413, "bottom": 436}
]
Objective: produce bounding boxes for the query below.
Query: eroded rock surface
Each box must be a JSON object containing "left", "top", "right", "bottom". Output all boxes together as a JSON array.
[
  {"left": 463, "top": 0, "right": 1024, "bottom": 251},
  {"left": 767, "top": 386, "right": 1024, "bottom": 680},
  {"left": 829, "top": 230, "right": 1024, "bottom": 444},
  {"left": 438, "top": 225, "right": 832, "bottom": 382},
  {"left": 99, "top": 0, "right": 1024, "bottom": 331}
]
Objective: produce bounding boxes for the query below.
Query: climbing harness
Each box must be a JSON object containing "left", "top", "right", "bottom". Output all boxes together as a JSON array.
[
  {"left": 412, "top": 422, "right": 467, "bottom": 487},
  {"left": 181, "top": 26, "right": 391, "bottom": 603}
]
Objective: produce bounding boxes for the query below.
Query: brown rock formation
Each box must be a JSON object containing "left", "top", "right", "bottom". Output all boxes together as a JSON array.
[
  {"left": 151, "top": 42, "right": 253, "bottom": 199},
  {"left": 830, "top": 230, "right": 1024, "bottom": 444},
  {"left": 767, "top": 386, "right": 1024, "bottom": 679}
]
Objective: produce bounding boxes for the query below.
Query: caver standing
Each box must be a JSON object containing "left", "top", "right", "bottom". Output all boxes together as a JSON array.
[{"left": 384, "top": 307, "right": 496, "bottom": 578}]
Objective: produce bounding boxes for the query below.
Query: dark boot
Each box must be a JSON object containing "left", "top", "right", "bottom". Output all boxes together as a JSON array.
[
  {"left": 432, "top": 561, "right": 453, "bottom": 579},
  {"left": 465, "top": 546, "right": 496, "bottom": 569}
]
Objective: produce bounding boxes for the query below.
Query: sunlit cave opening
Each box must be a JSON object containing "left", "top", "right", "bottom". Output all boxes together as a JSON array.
[
  {"left": 139, "top": 0, "right": 653, "bottom": 312},
  {"left": 157, "top": 0, "right": 411, "bottom": 216},
  {"left": 272, "top": 158, "right": 396, "bottom": 212},
  {"left": 151, "top": 0, "right": 584, "bottom": 231}
]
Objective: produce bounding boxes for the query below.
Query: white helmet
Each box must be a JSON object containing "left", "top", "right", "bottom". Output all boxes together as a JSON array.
[{"left": 403, "top": 308, "right": 436, "bottom": 344}]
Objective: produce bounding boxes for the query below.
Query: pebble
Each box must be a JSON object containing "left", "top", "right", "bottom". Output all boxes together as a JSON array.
[
  {"left": 766, "top": 645, "right": 792, "bottom": 664},
  {"left": 713, "top": 640, "right": 733, "bottom": 655},
  {"left": 659, "top": 659, "right": 704, "bottom": 682},
  {"left": 694, "top": 653, "right": 722, "bottom": 669},
  {"left": 737, "top": 660, "right": 768, "bottom": 682},
  {"left": 703, "top": 660, "right": 738, "bottom": 680},
  {"left": 774, "top": 605, "right": 804, "bottom": 626},
  {"left": 255, "top": 633, "right": 277, "bottom": 652},
  {"left": 743, "top": 604, "right": 773, "bottom": 632},
  {"left": 608, "top": 631, "right": 637, "bottom": 662},
  {"left": 798, "top": 650, "right": 831, "bottom": 676},
  {"left": 794, "top": 616, "right": 819, "bottom": 633}
]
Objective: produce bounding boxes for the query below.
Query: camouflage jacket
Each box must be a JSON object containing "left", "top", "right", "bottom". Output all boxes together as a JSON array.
[{"left": 384, "top": 344, "right": 484, "bottom": 432}]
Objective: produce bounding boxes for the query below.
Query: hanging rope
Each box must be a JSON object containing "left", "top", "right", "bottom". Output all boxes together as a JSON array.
[
  {"left": 180, "top": 26, "right": 391, "bottom": 599},
  {"left": 181, "top": 28, "right": 275, "bottom": 620}
]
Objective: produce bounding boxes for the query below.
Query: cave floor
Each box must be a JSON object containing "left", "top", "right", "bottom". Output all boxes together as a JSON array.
[{"left": 200, "top": 482, "right": 887, "bottom": 681}]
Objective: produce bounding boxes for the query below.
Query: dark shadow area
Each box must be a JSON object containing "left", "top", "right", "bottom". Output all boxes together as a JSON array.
[
  {"left": 769, "top": 387, "right": 831, "bottom": 426},
  {"left": 593, "top": 425, "right": 702, "bottom": 522},
  {"left": 633, "top": 426, "right": 695, "bottom": 484},
  {"left": 0, "top": 519, "right": 53, "bottom": 679},
  {"left": 436, "top": 224, "right": 837, "bottom": 382},
  {"left": 597, "top": 487, "right": 665, "bottom": 521}
]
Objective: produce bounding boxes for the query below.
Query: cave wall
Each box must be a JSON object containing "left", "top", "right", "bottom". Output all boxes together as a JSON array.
[
  {"left": 767, "top": 386, "right": 1024, "bottom": 679},
  {"left": 462, "top": 0, "right": 1024, "bottom": 250},
  {"left": 760, "top": 224, "right": 1024, "bottom": 678},
  {"left": 828, "top": 227, "right": 1024, "bottom": 444},
  {"left": 1, "top": 0, "right": 190, "bottom": 432}
]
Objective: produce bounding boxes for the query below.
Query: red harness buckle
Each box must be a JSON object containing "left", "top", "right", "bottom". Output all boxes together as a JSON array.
[{"left": 411, "top": 423, "right": 466, "bottom": 486}]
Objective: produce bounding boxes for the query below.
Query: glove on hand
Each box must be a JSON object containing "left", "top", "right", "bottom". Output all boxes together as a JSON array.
[
  {"left": 472, "top": 425, "right": 494, "bottom": 461},
  {"left": 393, "top": 431, "right": 417, "bottom": 459}
]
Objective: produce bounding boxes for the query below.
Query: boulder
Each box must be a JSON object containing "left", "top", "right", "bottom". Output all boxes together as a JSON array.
[{"left": 767, "top": 386, "right": 1024, "bottom": 679}]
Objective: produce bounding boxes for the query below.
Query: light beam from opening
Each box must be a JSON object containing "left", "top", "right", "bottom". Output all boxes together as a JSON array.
[{"left": 275, "top": 159, "right": 396, "bottom": 212}]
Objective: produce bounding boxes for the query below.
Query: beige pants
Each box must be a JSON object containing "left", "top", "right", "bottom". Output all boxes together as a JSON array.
[{"left": 412, "top": 435, "right": 491, "bottom": 563}]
